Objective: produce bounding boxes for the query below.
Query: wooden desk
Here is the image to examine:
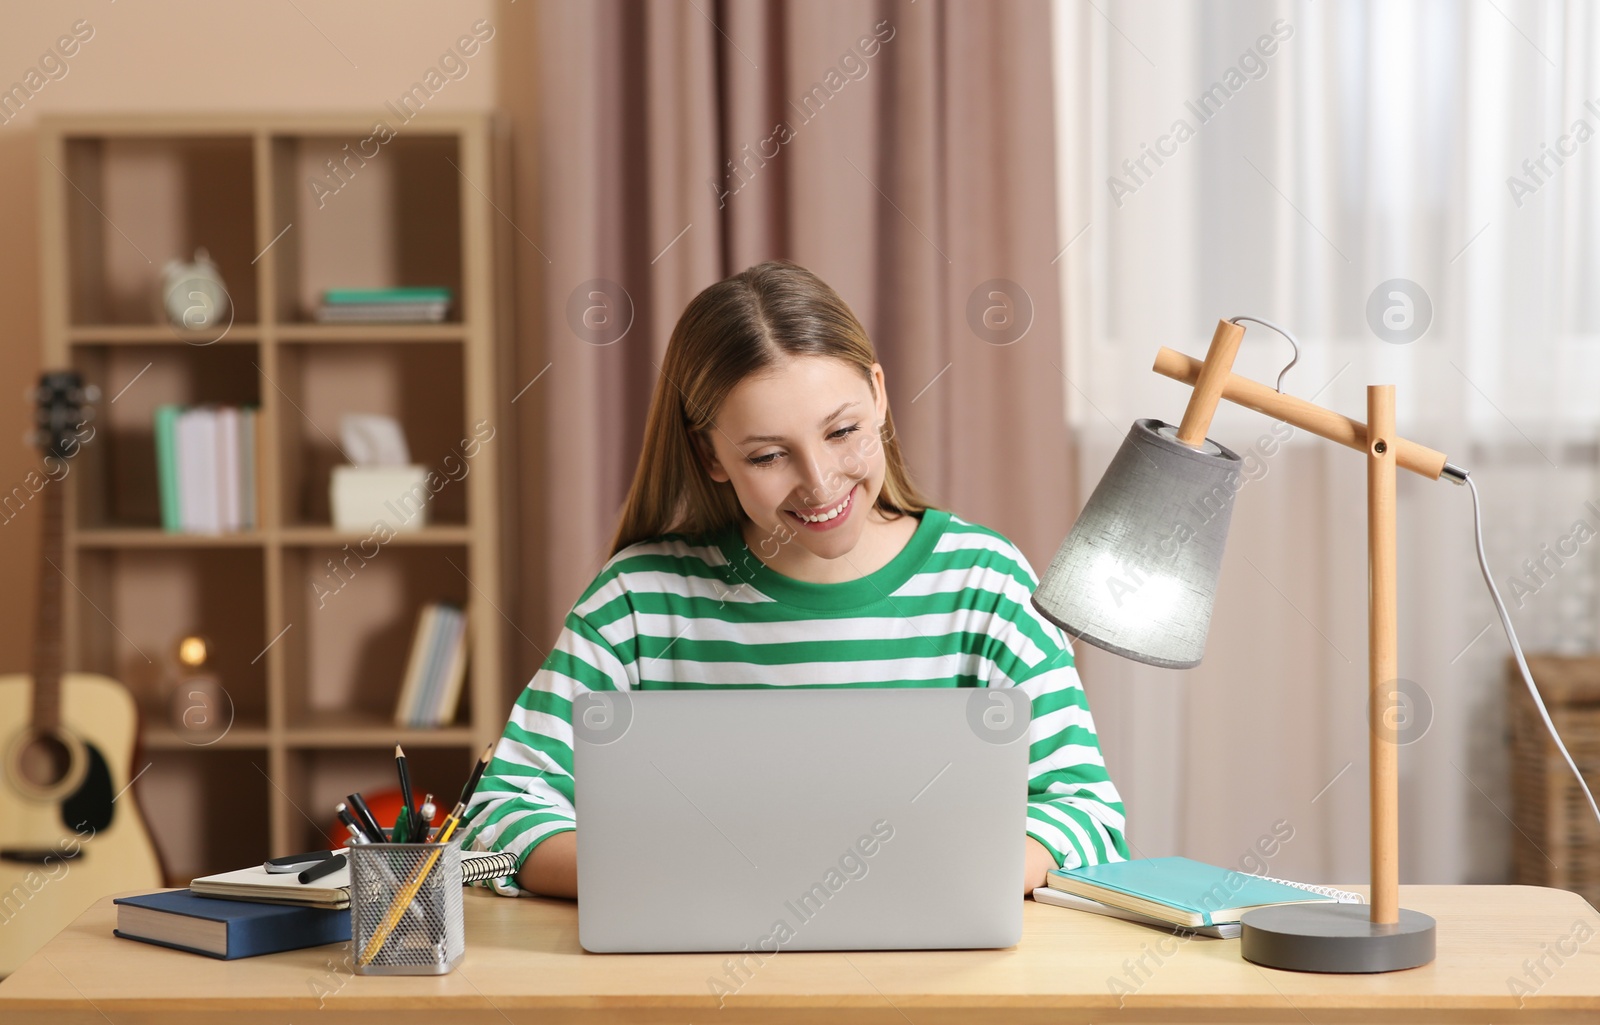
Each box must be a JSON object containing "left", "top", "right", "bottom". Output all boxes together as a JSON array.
[{"left": 2, "top": 885, "right": 1598, "bottom": 1023}]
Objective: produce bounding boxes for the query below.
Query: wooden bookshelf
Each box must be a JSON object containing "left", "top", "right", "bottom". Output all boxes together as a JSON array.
[{"left": 37, "top": 113, "right": 508, "bottom": 881}]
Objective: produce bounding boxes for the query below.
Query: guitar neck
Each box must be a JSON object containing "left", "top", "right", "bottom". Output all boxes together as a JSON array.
[
  {"left": 27, "top": 369, "right": 93, "bottom": 739},
  {"left": 32, "top": 472, "right": 65, "bottom": 736}
]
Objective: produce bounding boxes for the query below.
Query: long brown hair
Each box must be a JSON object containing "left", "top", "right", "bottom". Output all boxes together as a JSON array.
[{"left": 609, "top": 260, "right": 931, "bottom": 556}]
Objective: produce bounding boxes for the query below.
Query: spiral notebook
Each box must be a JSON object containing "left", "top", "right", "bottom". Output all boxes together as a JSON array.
[
  {"left": 189, "top": 848, "right": 520, "bottom": 910},
  {"left": 1042, "top": 856, "right": 1363, "bottom": 931}
]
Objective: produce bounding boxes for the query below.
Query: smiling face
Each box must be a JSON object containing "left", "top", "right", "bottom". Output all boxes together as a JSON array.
[{"left": 696, "top": 356, "right": 896, "bottom": 578}]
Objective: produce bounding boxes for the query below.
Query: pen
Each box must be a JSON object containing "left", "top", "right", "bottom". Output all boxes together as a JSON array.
[
  {"left": 298, "top": 852, "right": 347, "bottom": 885},
  {"left": 336, "top": 803, "right": 372, "bottom": 845},
  {"left": 415, "top": 794, "right": 436, "bottom": 842},
  {"left": 346, "top": 792, "right": 387, "bottom": 844}
]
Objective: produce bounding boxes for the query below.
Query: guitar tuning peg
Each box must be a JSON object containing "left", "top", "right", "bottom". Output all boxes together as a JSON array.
[
  {"left": 81, "top": 384, "right": 101, "bottom": 404},
  {"left": 78, "top": 407, "right": 96, "bottom": 424},
  {"left": 23, "top": 429, "right": 43, "bottom": 449}
]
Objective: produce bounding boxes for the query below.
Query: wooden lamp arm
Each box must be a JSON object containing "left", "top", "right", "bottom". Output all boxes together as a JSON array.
[
  {"left": 1175, "top": 319, "right": 1246, "bottom": 447},
  {"left": 1153, "top": 346, "right": 1453, "bottom": 480},
  {"left": 1367, "top": 385, "right": 1400, "bottom": 925}
]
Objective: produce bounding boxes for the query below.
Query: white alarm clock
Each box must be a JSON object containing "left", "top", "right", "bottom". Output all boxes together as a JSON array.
[{"left": 160, "top": 247, "right": 231, "bottom": 331}]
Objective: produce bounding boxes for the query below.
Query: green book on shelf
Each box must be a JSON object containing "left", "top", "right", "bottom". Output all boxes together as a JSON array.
[
  {"left": 321, "top": 287, "right": 452, "bottom": 304},
  {"left": 154, "top": 403, "right": 182, "bottom": 533}
]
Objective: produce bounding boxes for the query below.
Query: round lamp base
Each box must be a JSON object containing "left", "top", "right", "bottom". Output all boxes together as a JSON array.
[{"left": 1240, "top": 903, "right": 1436, "bottom": 973}]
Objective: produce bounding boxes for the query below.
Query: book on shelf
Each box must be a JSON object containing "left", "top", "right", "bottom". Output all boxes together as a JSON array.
[
  {"left": 113, "top": 889, "right": 349, "bottom": 959},
  {"left": 153, "top": 404, "right": 181, "bottom": 532},
  {"left": 154, "top": 403, "right": 258, "bottom": 535},
  {"left": 189, "top": 848, "right": 520, "bottom": 910},
  {"left": 395, "top": 604, "right": 439, "bottom": 726},
  {"left": 393, "top": 602, "right": 469, "bottom": 728},
  {"left": 314, "top": 286, "right": 453, "bottom": 323},
  {"left": 1042, "top": 856, "right": 1363, "bottom": 930}
]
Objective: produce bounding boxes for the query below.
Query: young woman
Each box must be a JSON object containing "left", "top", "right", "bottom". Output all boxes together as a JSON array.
[{"left": 459, "top": 260, "right": 1128, "bottom": 899}]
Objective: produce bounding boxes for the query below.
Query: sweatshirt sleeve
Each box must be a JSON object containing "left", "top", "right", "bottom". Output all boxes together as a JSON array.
[
  {"left": 457, "top": 612, "right": 633, "bottom": 896},
  {"left": 987, "top": 566, "right": 1130, "bottom": 871}
]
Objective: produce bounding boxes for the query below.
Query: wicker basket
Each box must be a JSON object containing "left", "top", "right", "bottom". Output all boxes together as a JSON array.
[{"left": 1508, "top": 655, "right": 1600, "bottom": 907}]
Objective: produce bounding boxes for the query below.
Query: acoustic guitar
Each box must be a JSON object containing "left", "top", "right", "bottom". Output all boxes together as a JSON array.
[{"left": 0, "top": 371, "right": 161, "bottom": 976}]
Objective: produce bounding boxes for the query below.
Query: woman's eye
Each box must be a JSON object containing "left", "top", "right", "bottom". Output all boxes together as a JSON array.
[{"left": 746, "top": 425, "right": 859, "bottom": 467}]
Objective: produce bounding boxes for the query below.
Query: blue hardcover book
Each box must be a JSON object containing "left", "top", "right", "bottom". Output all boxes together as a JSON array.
[
  {"left": 1045, "top": 856, "right": 1341, "bottom": 928},
  {"left": 113, "top": 889, "right": 350, "bottom": 960}
]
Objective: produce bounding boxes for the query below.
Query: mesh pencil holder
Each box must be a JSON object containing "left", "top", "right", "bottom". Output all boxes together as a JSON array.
[{"left": 348, "top": 842, "right": 465, "bottom": 975}]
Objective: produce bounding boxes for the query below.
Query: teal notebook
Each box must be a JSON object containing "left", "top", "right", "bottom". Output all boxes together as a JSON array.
[
  {"left": 1045, "top": 856, "right": 1341, "bottom": 928},
  {"left": 322, "top": 287, "right": 452, "bottom": 304}
]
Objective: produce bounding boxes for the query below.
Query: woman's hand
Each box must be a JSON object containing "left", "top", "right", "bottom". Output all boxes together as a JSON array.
[
  {"left": 1023, "top": 835, "right": 1056, "bottom": 897},
  {"left": 515, "top": 830, "right": 578, "bottom": 899},
  {"left": 520, "top": 830, "right": 1054, "bottom": 899}
]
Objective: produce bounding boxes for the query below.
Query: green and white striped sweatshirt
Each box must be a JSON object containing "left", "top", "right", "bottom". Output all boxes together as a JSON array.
[{"left": 459, "top": 508, "right": 1129, "bottom": 895}]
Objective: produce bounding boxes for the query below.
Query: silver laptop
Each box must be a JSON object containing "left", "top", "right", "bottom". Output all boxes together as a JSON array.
[{"left": 572, "top": 687, "right": 1029, "bottom": 953}]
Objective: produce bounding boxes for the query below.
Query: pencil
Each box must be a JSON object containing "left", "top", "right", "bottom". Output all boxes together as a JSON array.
[
  {"left": 394, "top": 744, "right": 415, "bottom": 840},
  {"left": 454, "top": 741, "right": 493, "bottom": 812}
]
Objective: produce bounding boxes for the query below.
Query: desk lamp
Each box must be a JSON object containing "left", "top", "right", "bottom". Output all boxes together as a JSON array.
[{"left": 1032, "top": 318, "right": 1463, "bottom": 972}]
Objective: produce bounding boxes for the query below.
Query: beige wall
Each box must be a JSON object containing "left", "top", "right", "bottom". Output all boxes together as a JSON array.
[{"left": 0, "top": 1, "right": 497, "bottom": 673}]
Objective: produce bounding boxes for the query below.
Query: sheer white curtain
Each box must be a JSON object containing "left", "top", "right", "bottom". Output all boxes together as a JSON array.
[{"left": 1052, "top": 0, "right": 1600, "bottom": 887}]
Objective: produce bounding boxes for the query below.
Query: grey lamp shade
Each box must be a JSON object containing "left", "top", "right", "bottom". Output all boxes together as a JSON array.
[{"left": 1033, "top": 419, "right": 1243, "bottom": 669}]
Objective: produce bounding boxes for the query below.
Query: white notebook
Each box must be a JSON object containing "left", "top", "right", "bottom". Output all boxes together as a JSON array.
[{"left": 190, "top": 848, "right": 520, "bottom": 909}]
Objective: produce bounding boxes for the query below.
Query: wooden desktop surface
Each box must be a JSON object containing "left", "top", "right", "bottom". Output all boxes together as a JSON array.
[{"left": 1, "top": 885, "right": 1598, "bottom": 1023}]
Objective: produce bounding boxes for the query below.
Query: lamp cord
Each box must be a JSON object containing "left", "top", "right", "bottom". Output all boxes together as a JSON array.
[
  {"left": 1227, "top": 315, "right": 1301, "bottom": 392},
  {"left": 1463, "top": 473, "right": 1600, "bottom": 827}
]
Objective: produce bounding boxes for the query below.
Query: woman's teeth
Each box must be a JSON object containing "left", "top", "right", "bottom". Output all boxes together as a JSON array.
[{"left": 792, "top": 488, "right": 852, "bottom": 523}]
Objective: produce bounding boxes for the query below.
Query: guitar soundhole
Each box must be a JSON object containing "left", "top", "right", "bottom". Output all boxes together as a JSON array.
[{"left": 17, "top": 732, "right": 74, "bottom": 789}]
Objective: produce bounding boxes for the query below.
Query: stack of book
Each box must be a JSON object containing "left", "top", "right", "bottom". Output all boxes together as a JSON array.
[
  {"left": 113, "top": 849, "right": 520, "bottom": 960},
  {"left": 394, "top": 602, "right": 469, "bottom": 727},
  {"left": 314, "top": 286, "right": 452, "bottom": 323},
  {"left": 1034, "top": 856, "right": 1363, "bottom": 939},
  {"left": 154, "top": 405, "right": 258, "bottom": 534}
]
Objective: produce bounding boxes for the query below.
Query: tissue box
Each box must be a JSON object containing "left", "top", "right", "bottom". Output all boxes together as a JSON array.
[{"left": 331, "top": 465, "right": 430, "bottom": 533}]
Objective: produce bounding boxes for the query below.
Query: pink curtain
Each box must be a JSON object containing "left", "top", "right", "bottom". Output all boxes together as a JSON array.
[{"left": 497, "top": 0, "right": 1073, "bottom": 685}]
